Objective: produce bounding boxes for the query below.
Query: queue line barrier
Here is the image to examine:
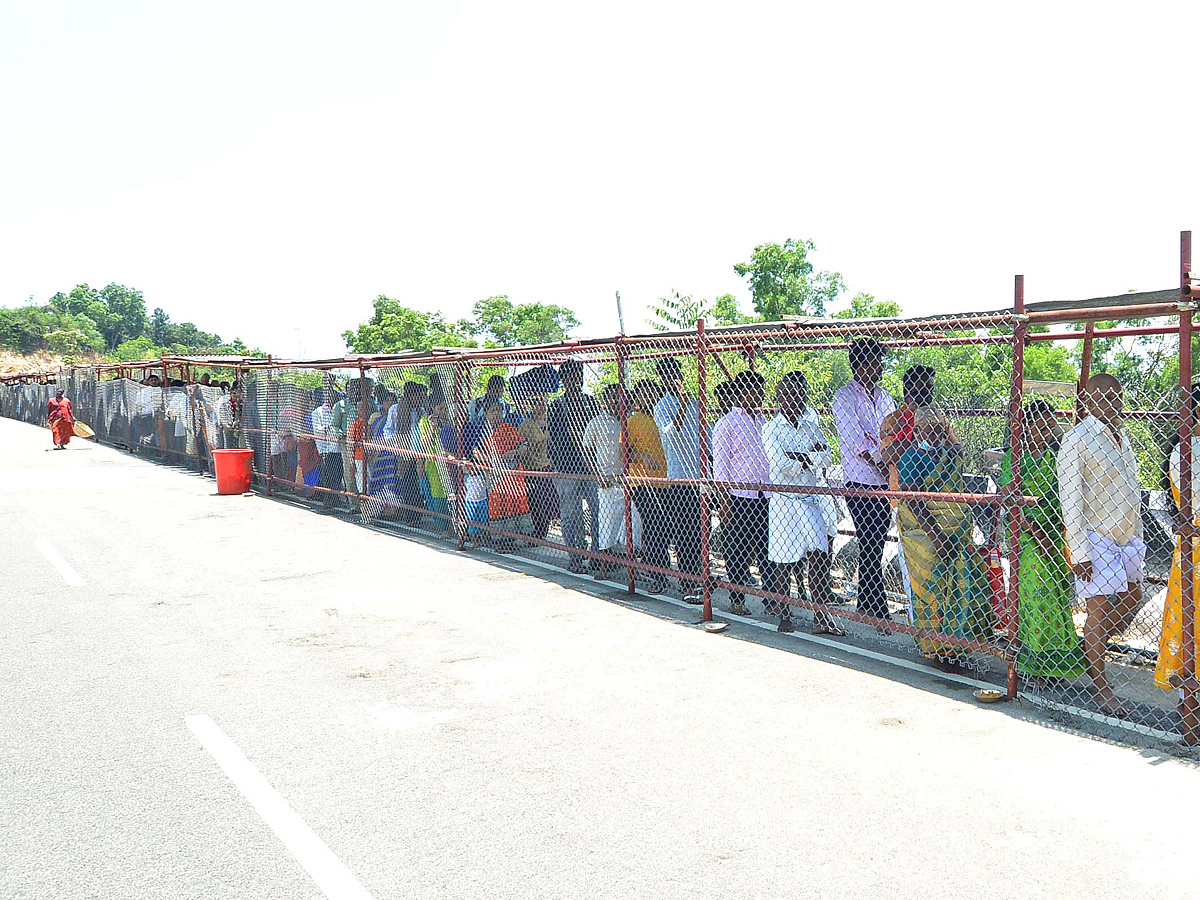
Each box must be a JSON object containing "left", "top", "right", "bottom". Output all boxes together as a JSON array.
[{"left": 4, "top": 231, "right": 1199, "bottom": 749}]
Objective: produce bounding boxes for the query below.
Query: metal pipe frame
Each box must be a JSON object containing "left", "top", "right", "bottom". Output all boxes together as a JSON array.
[
  {"left": 1005, "top": 275, "right": 1027, "bottom": 701},
  {"left": 697, "top": 319, "right": 713, "bottom": 623},
  {"left": 1180, "top": 230, "right": 1198, "bottom": 746},
  {"left": 616, "top": 339, "right": 636, "bottom": 595}
]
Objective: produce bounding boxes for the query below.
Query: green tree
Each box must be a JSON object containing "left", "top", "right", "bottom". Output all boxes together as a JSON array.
[
  {"left": 48, "top": 284, "right": 96, "bottom": 317},
  {"left": 471, "top": 295, "right": 579, "bottom": 347},
  {"left": 833, "top": 292, "right": 900, "bottom": 319},
  {"left": 342, "top": 296, "right": 476, "bottom": 354},
  {"left": 109, "top": 335, "right": 163, "bottom": 362},
  {"left": 733, "top": 238, "right": 845, "bottom": 320},
  {"left": 710, "top": 293, "right": 751, "bottom": 326},
  {"left": 647, "top": 290, "right": 709, "bottom": 331},
  {"left": 647, "top": 291, "right": 751, "bottom": 331},
  {"left": 46, "top": 283, "right": 147, "bottom": 350},
  {"left": 149, "top": 307, "right": 172, "bottom": 345},
  {"left": 97, "top": 283, "right": 147, "bottom": 348},
  {"left": 0, "top": 307, "right": 52, "bottom": 353}
]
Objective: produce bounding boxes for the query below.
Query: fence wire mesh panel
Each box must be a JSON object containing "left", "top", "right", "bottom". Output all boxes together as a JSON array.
[
  {"left": 5, "top": 243, "right": 1199, "bottom": 748},
  {"left": 1009, "top": 314, "right": 1190, "bottom": 740}
]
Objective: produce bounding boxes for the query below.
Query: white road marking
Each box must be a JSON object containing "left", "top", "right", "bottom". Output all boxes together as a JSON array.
[
  {"left": 35, "top": 538, "right": 85, "bottom": 586},
  {"left": 185, "top": 714, "right": 376, "bottom": 900}
]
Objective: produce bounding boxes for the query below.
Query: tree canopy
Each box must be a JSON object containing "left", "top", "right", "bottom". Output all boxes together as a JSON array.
[
  {"left": 646, "top": 291, "right": 751, "bottom": 331},
  {"left": 341, "top": 296, "right": 477, "bottom": 354},
  {"left": 471, "top": 295, "right": 579, "bottom": 347},
  {"left": 1, "top": 282, "right": 258, "bottom": 362},
  {"left": 734, "top": 238, "right": 845, "bottom": 320},
  {"left": 342, "top": 295, "right": 580, "bottom": 354}
]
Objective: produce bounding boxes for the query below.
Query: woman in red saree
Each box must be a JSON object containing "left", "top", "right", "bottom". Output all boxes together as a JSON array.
[
  {"left": 481, "top": 412, "right": 530, "bottom": 523},
  {"left": 47, "top": 389, "right": 74, "bottom": 449}
]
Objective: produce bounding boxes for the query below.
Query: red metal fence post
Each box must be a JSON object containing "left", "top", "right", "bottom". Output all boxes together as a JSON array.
[
  {"left": 1180, "top": 230, "right": 1198, "bottom": 745},
  {"left": 616, "top": 337, "right": 636, "bottom": 594},
  {"left": 356, "top": 360, "right": 368, "bottom": 512},
  {"left": 697, "top": 319, "right": 713, "bottom": 623},
  {"left": 455, "top": 359, "right": 468, "bottom": 551},
  {"left": 1076, "top": 322, "right": 1095, "bottom": 422},
  {"left": 265, "top": 365, "right": 274, "bottom": 497},
  {"left": 158, "top": 360, "right": 168, "bottom": 460},
  {"left": 1005, "top": 275, "right": 1027, "bottom": 701}
]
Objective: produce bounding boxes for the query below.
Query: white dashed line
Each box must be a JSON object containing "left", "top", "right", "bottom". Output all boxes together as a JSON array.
[
  {"left": 185, "top": 714, "right": 376, "bottom": 900},
  {"left": 35, "top": 538, "right": 85, "bottom": 586}
]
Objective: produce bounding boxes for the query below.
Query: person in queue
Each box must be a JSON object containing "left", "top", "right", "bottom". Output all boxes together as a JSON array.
[
  {"left": 46, "top": 388, "right": 74, "bottom": 450},
  {"left": 310, "top": 380, "right": 343, "bottom": 510},
  {"left": 464, "top": 396, "right": 528, "bottom": 551},
  {"left": 1058, "top": 373, "right": 1145, "bottom": 716},
  {"left": 516, "top": 388, "right": 559, "bottom": 541},
  {"left": 1156, "top": 383, "right": 1200, "bottom": 713},
  {"left": 467, "top": 374, "right": 512, "bottom": 421},
  {"left": 627, "top": 379, "right": 670, "bottom": 595},
  {"left": 762, "top": 371, "right": 843, "bottom": 636},
  {"left": 652, "top": 357, "right": 708, "bottom": 603},
  {"left": 386, "top": 381, "right": 427, "bottom": 524},
  {"left": 881, "top": 365, "right": 990, "bottom": 671},
  {"left": 348, "top": 397, "right": 369, "bottom": 506},
  {"left": 999, "top": 400, "right": 1085, "bottom": 683},
  {"left": 549, "top": 360, "right": 601, "bottom": 574},
  {"left": 419, "top": 391, "right": 455, "bottom": 534},
  {"left": 363, "top": 389, "right": 398, "bottom": 518},
  {"left": 712, "top": 370, "right": 774, "bottom": 617},
  {"left": 580, "top": 383, "right": 626, "bottom": 580},
  {"left": 134, "top": 375, "right": 162, "bottom": 450},
  {"left": 713, "top": 380, "right": 737, "bottom": 419},
  {"left": 270, "top": 382, "right": 305, "bottom": 488},
  {"left": 831, "top": 338, "right": 897, "bottom": 627},
  {"left": 332, "top": 379, "right": 372, "bottom": 510}
]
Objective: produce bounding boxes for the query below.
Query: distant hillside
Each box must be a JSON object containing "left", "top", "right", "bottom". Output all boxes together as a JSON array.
[
  {"left": 0, "top": 351, "right": 88, "bottom": 377},
  {"left": 0, "top": 282, "right": 261, "bottom": 363}
]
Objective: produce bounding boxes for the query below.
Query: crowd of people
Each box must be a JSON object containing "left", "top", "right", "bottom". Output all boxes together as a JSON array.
[
  {"left": 250, "top": 337, "right": 1197, "bottom": 718},
  {"left": 123, "top": 374, "right": 240, "bottom": 469},
  {"left": 13, "top": 333, "right": 1198, "bottom": 719}
]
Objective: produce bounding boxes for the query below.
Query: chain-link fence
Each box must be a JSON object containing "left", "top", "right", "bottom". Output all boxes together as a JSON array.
[{"left": 5, "top": 240, "right": 1199, "bottom": 749}]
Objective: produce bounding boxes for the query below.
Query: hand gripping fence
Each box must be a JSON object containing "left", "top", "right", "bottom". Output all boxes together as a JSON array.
[{"left": 4, "top": 232, "right": 1200, "bottom": 749}]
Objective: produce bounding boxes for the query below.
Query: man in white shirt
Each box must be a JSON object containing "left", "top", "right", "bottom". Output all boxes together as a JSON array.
[
  {"left": 712, "top": 370, "right": 775, "bottom": 617},
  {"left": 1058, "top": 373, "right": 1144, "bottom": 716},
  {"left": 310, "top": 383, "right": 342, "bottom": 510},
  {"left": 831, "top": 339, "right": 897, "bottom": 622},
  {"left": 580, "top": 384, "right": 625, "bottom": 577},
  {"left": 763, "top": 371, "right": 842, "bottom": 635}
]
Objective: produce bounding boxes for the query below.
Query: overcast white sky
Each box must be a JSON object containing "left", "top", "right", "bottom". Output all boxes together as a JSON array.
[{"left": 2, "top": 0, "right": 1197, "bottom": 358}]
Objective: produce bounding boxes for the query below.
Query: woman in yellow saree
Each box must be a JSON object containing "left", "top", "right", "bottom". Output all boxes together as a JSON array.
[
  {"left": 881, "top": 365, "right": 992, "bottom": 670},
  {"left": 1156, "top": 384, "right": 1200, "bottom": 695}
]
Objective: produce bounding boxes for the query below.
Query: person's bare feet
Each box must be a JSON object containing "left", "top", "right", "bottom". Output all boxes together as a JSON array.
[
  {"left": 812, "top": 611, "right": 846, "bottom": 637},
  {"left": 1096, "top": 688, "right": 1130, "bottom": 718}
]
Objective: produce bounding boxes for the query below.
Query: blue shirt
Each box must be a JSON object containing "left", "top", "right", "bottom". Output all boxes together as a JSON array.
[{"left": 653, "top": 393, "right": 710, "bottom": 480}]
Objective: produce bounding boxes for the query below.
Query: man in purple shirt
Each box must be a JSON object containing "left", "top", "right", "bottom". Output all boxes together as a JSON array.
[
  {"left": 831, "top": 339, "right": 897, "bottom": 623},
  {"left": 713, "top": 370, "right": 775, "bottom": 617}
]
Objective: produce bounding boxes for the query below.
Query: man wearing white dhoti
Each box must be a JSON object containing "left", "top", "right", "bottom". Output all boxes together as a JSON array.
[{"left": 762, "top": 371, "right": 844, "bottom": 636}]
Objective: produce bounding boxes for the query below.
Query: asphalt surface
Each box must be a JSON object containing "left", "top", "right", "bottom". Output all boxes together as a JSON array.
[{"left": 2, "top": 415, "right": 1198, "bottom": 900}]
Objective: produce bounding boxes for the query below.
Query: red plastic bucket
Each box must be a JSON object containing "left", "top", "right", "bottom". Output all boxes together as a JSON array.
[{"left": 212, "top": 448, "right": 254, "bottom": 495}]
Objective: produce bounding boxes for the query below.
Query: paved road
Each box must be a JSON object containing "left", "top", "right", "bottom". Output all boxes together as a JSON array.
[{"left": 1, "top": 415, "right": 1197, "bottom": 900}]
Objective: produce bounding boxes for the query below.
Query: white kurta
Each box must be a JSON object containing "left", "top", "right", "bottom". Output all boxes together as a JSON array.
[
  {"left": 596, "top": 484, "right": 626, "bottom": 551},
  {"left": 763, "top": 410, "right": 836, "bottom": 563}
]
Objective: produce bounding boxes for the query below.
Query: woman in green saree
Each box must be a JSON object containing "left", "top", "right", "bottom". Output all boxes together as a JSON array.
[
  {"left": 1000, "top": 399, "right": 1086, "bottom": 681},
  {"left": 881, "top": 365, "right": 992, "bottom": 670}
]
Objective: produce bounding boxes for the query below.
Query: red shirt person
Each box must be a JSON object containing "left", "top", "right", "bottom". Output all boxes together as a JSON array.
[{"left": 46, "top": 389, "right": 75, "bottom": 449}]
